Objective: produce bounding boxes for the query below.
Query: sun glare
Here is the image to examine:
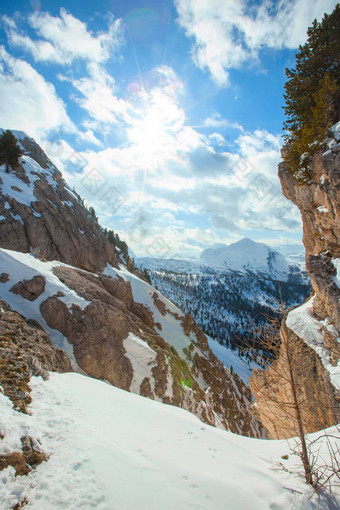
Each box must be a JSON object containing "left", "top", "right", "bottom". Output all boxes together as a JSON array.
[{"left": 126, "top": 87, "right": 185, "bottom": 158}]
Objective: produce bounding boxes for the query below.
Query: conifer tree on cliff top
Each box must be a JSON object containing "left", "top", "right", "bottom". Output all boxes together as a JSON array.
[
  {"left": 0, "top": 129, "right": 22, "bottom": 173},
  {"left": 0, "top": 130, "right": 23, "bottom": 173},
  {"left": 283, "top": 4, "right": 340, "bottom": 182}
]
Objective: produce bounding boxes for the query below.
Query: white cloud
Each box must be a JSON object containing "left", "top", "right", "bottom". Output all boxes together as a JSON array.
[
  {"left": 78, "top": 129, "right": 102, "bottom": 147},
  {"left": 70, "top": 63, "right": 132, "bottom": 126},
  {"left": 204, "top": 113, "right": 243, "bottom": 130},
  {"left": 175, "top": 0, "right": 338, "bottom": 86},
  {"left": 56, "top": 120, "right": 300, "bottom": 259},
  {"left": 0, "top": 46, "right": 74, "bottom": 139},
  {"left": 3, "top": 9, "right": 124, "bottom": 65},
  {"left": 208, "top": 133, "right": 227, "bottom": 148}
]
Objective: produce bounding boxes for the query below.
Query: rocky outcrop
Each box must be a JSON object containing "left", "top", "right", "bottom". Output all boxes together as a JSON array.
[
  {"left": 0, "top": 133, "right": 118, "bottom": 273},
  {"left": 0, "top": 300, "right": 72, "bottom": 412},
  {"left": 10, "top": 275, "right": 46, "bottom": 301},
  {"left": 0, "top": 435, "right": 47, "bottom": 478},
  {"left": 251, "top": 134, "right": 340, "bottom": 439}
]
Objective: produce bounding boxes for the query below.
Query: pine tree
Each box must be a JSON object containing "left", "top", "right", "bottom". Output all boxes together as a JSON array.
[
  {"left": 88, "top": 206, "right": 98, "bottom": 223},
  {"left": 107, "top": 230, "right": 115, "bottom": 245},
  {"left": 283, "top": 5, "right": 340, "bottom": 181},
  {"left": 0, "top": 130, "right": 23, "bottom": 173}
]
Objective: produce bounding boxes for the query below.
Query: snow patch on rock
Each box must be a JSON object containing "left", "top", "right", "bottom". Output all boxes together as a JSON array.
[
  {"left": 287, "top": 297, "right": 340, "bottom": 389},
  {"left": 123, "top": 332, "right": 157, "bottom": 395}
]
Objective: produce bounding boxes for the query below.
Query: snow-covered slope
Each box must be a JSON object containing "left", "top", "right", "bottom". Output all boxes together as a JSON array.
[
  {"left": 1, "top": 372, "right": 338, "bottom": 510},
  {"left": 200, "top": 238, "right": 292, "bottom": 279}
]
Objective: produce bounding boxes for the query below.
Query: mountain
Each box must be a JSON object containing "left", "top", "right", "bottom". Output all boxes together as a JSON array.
[
  {"left": 139, "top": 239, "right": 309, "bottom": 283},
  {"left": 201, "top": 238, "right": 296, "bottom": 280},
  {"left": 137, "top": 251, "right": 311, "bottom": 364},
  {"left": 0, "top": 129, "right": 263, "bottom": 437},
  {"left": 137, "top": 257, "right": 203, "bottom": 274}
]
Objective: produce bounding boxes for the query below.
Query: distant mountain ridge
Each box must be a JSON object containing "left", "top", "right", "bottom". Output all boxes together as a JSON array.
[
  {"left": 138, "top": 238, "right": 308, "bottom": 283},
  {"left": 201, "top": 238, "right": 291, "bottom": 279}
]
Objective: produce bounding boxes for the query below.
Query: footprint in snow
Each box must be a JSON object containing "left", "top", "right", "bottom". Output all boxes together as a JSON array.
[{"left": 190, "top": 484, "right": 199, "bottom": 490}]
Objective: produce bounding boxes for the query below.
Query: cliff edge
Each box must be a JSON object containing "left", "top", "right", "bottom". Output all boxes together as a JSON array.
[{"left": 250, "top": 126, "right": 340, "bottom": 439}]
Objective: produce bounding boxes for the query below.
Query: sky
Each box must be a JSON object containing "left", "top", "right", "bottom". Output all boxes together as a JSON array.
[{"left": 0, "top": 0, "right": 337, "bottom": 260}]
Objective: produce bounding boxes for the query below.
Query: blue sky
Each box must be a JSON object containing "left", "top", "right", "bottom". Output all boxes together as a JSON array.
[{"left": 0, "top": 0, "right": 337, "bottom": 259}]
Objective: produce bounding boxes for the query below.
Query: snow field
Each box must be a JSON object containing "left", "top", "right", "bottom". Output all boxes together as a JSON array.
[{"left": 1, "top": 372, "right": 338, "bottom": 510}]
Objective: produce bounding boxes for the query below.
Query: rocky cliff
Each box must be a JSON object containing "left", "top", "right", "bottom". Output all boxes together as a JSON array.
[
  {"left": 0, "top": 130, "right": 264, "bottom": 437},
  {"left": 251, "top": 126, "right": 340, "bottom": 439},
  {"left": 0, "top": 130, "right": 117, "bottom": 273}
]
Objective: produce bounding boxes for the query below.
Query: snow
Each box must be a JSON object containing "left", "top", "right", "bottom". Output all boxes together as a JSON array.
[
  {"left": 200, "top": 238, "right": 290, "bottom": 279},
  {"left": 207, "top": 337, "right": 258, "bottom": 384},
  {"left": 317, "top": 206, "right": 329, "bottom": 213},
  {"left": 62, "top": 200, "right": 74, "bottom": 207},
  {"left": 123, "top": 332, "right": 157, "bottom": 395},
  {"left": 332, "top": 258, "right": 340, "bottom": 288},
  {"left": 0, "top": 248, "right": 90, "bottom": 366},
  {"left": 0, "top": 216, "right": 5, "bottom": 222},
  {"left": 287, "top": 297, "right": 340, "bottom": 390},
  {"left": 0, "top": 372, "right": 338, "bottom": 510},
  {"left": 104, "top": 264, "right": 193, "bottom": 357},
  {"left": 330, "top": 121, "right": 340, "bottom": 142},
  {"left": 10, "top": 212, "right": 24, "bottom": 225},
  {"left": 0, "top": 156, "right": 52, "bottom": 217}
]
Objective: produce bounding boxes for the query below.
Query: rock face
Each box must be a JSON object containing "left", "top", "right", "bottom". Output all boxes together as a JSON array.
[
  {"left": 0, "top": 130, "right": 265, "bottom": 437},
  {"left": 0, "top": 300, "right": 72, "bottom": 412},
  {"left": 251, "top": 136, "right": 340, "bottom": 439},
  {"left": 0, "top": 132, "right": 117, "bottom": 273},
  {"left": 250, "top": 322, "right": 338, "bottom": 439},
  {"left": 279, "top": 143, "right": 340, "bottom": 362}
]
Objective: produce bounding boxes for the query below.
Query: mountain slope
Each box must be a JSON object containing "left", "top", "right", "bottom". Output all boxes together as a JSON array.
[
  {"left": 0, "top": 129, "right": 263, "bottom": 436},
  {"left": 137, "top": 260, "right": 311, "bottom": 361},
  {"left": 1, "top": 372, "right": 338, "bottom": 510}
]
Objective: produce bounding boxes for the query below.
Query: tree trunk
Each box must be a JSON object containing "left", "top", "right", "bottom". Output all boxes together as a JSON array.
[
  {"left": 5, "top": 153, "right": 9, "bottom": 173},
  {"left": 286, "top": 348, "right": 314, "bottom": 486}
]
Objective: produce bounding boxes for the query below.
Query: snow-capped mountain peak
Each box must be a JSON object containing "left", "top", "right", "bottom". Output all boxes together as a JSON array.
[{"left": 200, "top": 238, "right": 290, "bottom": 279}]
